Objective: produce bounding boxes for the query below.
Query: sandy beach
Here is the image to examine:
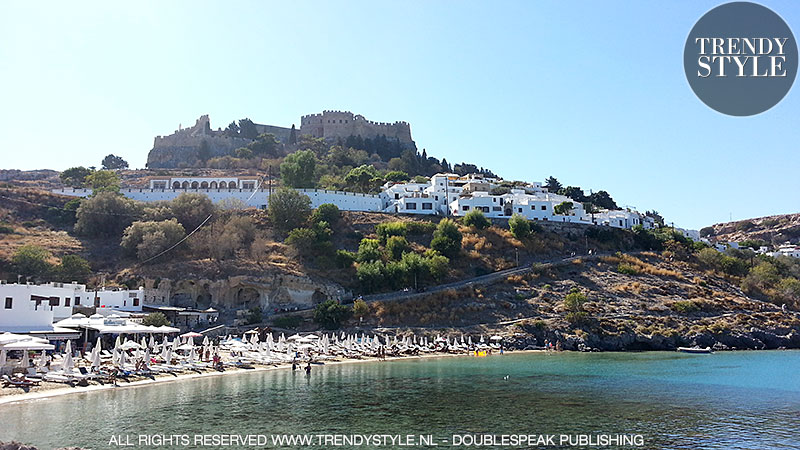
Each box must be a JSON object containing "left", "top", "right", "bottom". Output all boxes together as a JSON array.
[{"left": 0, "top": 350, "right": 537, "bottom": 406}]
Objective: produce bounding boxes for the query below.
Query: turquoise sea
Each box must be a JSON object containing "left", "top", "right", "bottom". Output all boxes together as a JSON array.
[{"left": 0, "top": 351, "right": 798, "bottom": 449}]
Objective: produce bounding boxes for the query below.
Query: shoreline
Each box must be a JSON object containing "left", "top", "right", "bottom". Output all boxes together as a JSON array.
[
  {"left": 4, "top": 347, "right": 793, "bottom": 406},
  {"left": 0, "top": 350, "right": 538, "bottom": 406}
]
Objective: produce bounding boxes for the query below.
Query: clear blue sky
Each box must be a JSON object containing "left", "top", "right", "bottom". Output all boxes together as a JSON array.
[{"left": 1, "top": 1, "right": 798, "bottom": 230}]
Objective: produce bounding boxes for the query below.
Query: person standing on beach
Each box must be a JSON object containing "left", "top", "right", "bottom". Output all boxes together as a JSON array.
[{"left": 305, "top": 362, "right": 311, "bottom": 375}]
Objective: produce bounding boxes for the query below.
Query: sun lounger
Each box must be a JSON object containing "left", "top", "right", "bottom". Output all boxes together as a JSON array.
[{"left": 2, "top": 374, "right": 41, "bottom": 388}]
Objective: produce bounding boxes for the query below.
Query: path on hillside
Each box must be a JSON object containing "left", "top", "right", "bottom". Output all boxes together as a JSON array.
[{"left": 360, "top": 253, "right": 599, "bottom": 305}]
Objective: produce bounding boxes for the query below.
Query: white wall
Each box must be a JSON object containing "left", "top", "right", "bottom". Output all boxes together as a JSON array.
[{"left": 53, "top": 188, "right": 382, "bottom": 212}]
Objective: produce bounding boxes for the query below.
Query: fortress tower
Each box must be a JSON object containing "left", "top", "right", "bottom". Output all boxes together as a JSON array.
[{"left": 299, "top": 110, "right": 414, "bottom": 148}]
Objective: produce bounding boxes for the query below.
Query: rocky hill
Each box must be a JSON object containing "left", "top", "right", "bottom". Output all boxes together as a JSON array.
[{"left": 703, "top": 213, "right": 800, "bottom": 245}]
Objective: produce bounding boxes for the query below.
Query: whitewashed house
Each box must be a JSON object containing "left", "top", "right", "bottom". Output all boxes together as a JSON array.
[
  {"left": 772, "top": 243, "right": 800, "bottom": 259},
  {"left": 0, "top": 282, "right": 144, "bottom": 322}
]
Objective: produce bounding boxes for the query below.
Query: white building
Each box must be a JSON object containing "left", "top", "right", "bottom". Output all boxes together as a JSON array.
[
  {"left": 0, "top": 282, "right": 144, "bottom": 322},
  {"left": 772, "top": 243, "right": 800, "bottom": 259},
  {"left": 54, "top": 174, "right": 685, "bottom": 232},
  {"left": 54, "top": 177, "right": 382, "bottom": 212},
  {"left": 449, "top": 189, "right": 592, "bottom": 223},
  {"left": 592, "top": 210, "right": 655, "bottom": 230}
]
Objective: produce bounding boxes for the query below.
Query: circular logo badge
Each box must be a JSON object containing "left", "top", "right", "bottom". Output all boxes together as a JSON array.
[{"left": 684, "top": 2, "right": 797, "bottom": 116}]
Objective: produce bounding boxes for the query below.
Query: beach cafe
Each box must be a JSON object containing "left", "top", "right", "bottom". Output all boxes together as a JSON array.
[
  {"left": 0, "top": 332, "right": 55, "bottom": 375},
  {"left": 55, "top": 313, "right": 180, "bottom": 353}
]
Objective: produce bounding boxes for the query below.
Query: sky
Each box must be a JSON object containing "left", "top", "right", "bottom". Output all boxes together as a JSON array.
[{"left": 1, "top": 1, "right": 798, "bottom": 230}]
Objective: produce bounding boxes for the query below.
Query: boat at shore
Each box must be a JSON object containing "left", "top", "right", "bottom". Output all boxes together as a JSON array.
[{"left": 677, "top": 346, "right": 713, "bottom": 354}]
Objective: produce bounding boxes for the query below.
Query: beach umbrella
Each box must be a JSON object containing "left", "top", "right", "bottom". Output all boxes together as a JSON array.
[
  {"left": 0, "top": 349, "right": 6, "bottom": 367},
  {"left": 202, "top": 336, "right": 209, "bottom": 347},
  {"left": 144, "top": 347, "right": 151, "bottom": 366},
  {"left": 468, "top": 336, "right": 473, "bottom": 346},
  {"left": 21, "top": 351, "right": 30, "bottom": 368},
  {"left": 119, "top": 348, "right": 127, "bottom": 367},
  {"left": 119, "top": 341, "right": 141, "bottom": 351},
  {"left": 63, "top": 341, "right": 74, "bottom": 374},
  {"left": 165, "top": 342, "right": 173, "bottom": 365},
  {"left": 37, "top": 350, "right": 47, "bottom": 371},
  {"left": 148, "top": 335, "right": 156, "bottom": 349},
  {"left": 188, "top": 346, "right": 197, "bottom": 364}
]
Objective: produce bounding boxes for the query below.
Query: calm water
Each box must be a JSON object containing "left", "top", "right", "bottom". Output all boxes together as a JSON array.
[{"left": 0, "top": 351, "right": 799, "bottom": 450}]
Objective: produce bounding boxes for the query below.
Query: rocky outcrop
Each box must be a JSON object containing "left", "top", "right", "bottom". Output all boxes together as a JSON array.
[
  {"left": 148, "top": 274, "right": 349, "bottom": 312},
  {"left": 508, "top": 327, "right": 800, "bottom": 351}
]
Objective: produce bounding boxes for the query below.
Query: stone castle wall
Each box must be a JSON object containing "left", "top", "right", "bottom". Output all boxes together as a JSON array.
[{"left": 299, "top": 110, "right": 413, "bottom": 146}]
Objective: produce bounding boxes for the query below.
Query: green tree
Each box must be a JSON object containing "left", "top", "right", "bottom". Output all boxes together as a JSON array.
[
  {"left": 59, "top": 167, "right": 92, "bottom": 187},
  {"left": 169, "top": 193, "right": 215, "bottom": 230},
  {"left": 224, "top": 121, "right": 240, "bottom": 137},
  {"left": 564, "top": 289, "right": 587, "bottom": 312},
  {"left": 353, "top": 298, "right": 369, "bottom": 320},
  {"left": 313, "top": 299, "right": 352, "bottom": 329},
  {"left": 509, "top": 213, "right": 531, "bottom": 239},
  {"left": 357, "top": 260, "right": 385, "bottom": 293},
  {"left": 85, "top": 170, "right": 121, "bottom": 194},
  {"left": 57, "top": 254, "right": 91, "bottom": 283},
  {"left": 560, "top": 186, "right": 586, "bottom": 202},
  {"left": 248, "top": 133, "right": 280, "bottom": 157},
  {"left": 386, "top": 235, "right": 410, "bottom": 260},
  {"left": 197, "top": 139, "right": 211, "bottom": 163},
  {"left": 121, "top": 219, "right": 187, "bottom": 261},
  {"left": 280, "top": 150, "right": 317, "bottom": 188},
  {"left": 462, "top": 209, "right": 491, "bottom": 229},
  {"left": 238, "top": 118, "right": 258, "bottom": 139},
  {"left": 12, "top": 245, "right": 54, "bottom": 279},
  {"left": 344, "top": 164, "right": 382, "bottom": 193},
  {"left": 268, "top": 188, "right": 312, "bottom": 231},
  {"left": 545, "top": 176, "right": 562, "bottom": 193},
  {"left": 311, "top": 203, "right": 340, "bottom": 225},
  {"left": 431, "top": 218, "right": 462, "bottom": 258},
  {"left": 74, "top": 191, "right": 141, "bottom": 237},
  {"left": 357, "top": 238, "right": 382, "bottom": 262},
  {"left": 101, "top": 154, "right": 128, "bottom": 170},
  {"left": 234, "top": 147, "right": 254, "bottom": 159},
  {"left": 554, "top": 201, "right": 574, "bottom": 215},
  {"left": 246, "top": 306, "right": 263, "bottom": 325},
  {"left": 286, "top": 227, "right": 318, "bottom": 254},
  {"left": 141, "top": 312, "right": 170, "bottom": 327},
  {"left": 588, "top": 190, "right": 617, "bottom": 210},
  {"left": 298, "top": 135, "right": 329, "bottom": 157},
  {"left": 384, "top": 170, "right": 409, "bottom": 183}
]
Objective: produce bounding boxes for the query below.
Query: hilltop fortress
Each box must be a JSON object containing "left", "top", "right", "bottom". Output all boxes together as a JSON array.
[{"left": 146, "top": 110, "right": 416, "bottom": 168}]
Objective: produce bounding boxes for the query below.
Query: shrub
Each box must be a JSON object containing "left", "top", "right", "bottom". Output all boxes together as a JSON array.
[
  {"left": 191, "top": 215, "right": 257, "bottom": 261},
  {"left": 616, "top": 263, "right": 640, "bottom": 275},
  {"left": 563, "top": 289, "right": 587, "bottom": 312},
  {"left": 462, "top": 209, "right": 491, "bottom": 229},
  {"left": 554, "top": 201, "right": 574, "bottom": 215},
  {"left": 0, "top": 223, "right": 13, "bottom": 234},
  {"left": 670, "top": 300, "right": 702, "bottom": 314},
  {"left": 246, "top": 306, "right": 263, "bottom": 325},
  {"left": 406, "top": 221, "right": 437, "bottom": 235},
  {"left": 121, "top": 219, "right": 187, "bottom": 261},
  {"left": 431, "top": 218, "right": 462, "bottom": 258},
  {"left": 286, "top": 227, "right": 319, "bottom": 254},
  {"left": 335, "top": 250, "right": 356, "bottom": 268},
  {"left": 74, "top": 191, "right": 141, "bottom": 237},
  {"left": 272, "top": 315, "right": 303, "bottom": 329},
  {"left": 169, "top": 193, "right": 216, "bottom": 230},
  {"left": 386, "top": 235, "right": 410, "bottom": 260},
  {"left": 313, "top": 300, "right": 352, "bottom": 329},
  {"left": 357, "top": 260, "right": 385, "bottom": 293},
  {"left": 509, "top": 214, "right": 531, "bottom": 240},
  {"left": 311, "top": 203, "right": 341, "bottom": 225},
  {"left": 268, "top": 188, "right": 312, "bottom": 232},
  {"left": 57, "top": 254, "right": 91, "bottom": 283},
  {"left": 353, "top": 298, "right": 369, "bottom": 319},
  {"left": 357, "top": 238, "right": 382, "bottom": 262},
  {"left": 565, "top": 311, "right": 589, "bottom": 325},
  {"left": 12, "top": 245, "right": 54, "bottom": 279},
  {"left": 141, "top": 312, "right": 170, "bottom": 327},
  {"left": 376, "top": 221, "right": 408, "bottom": 243}
]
